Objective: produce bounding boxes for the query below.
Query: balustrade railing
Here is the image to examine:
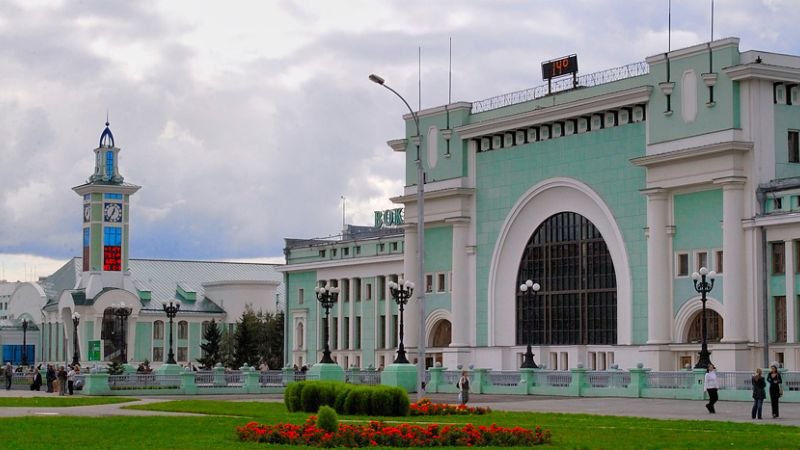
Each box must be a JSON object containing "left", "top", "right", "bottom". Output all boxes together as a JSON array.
[
  {"left": 108, "top": 373, "right": 181, "bottom": 389},
  {"left": 645, "top": 371, "right": 695, "bottom": 389},
  {"left": 487, "top": 371, "right": 521, "bottom": 387},
  {"left": 586, "top": 371, "right": 630, "bottom": 389},
  {"left": 345, "top": 370, "right": 381, "bottom": 385},
  {"left": 259, "top": 370, "right": 283, "bottom": 387}
]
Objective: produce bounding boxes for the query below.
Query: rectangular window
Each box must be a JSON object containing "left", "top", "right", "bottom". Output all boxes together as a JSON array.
[
  {"left": 772, "top": 242, "right": 786, "bottom": 274},
  {"left": 425, "top": 274, "right": 434, "bottom": 293},
  {"left": 354, "top": 246, "right": 361, "bottom": 255},
  {"left": 366, "top": 283, "right": 372, "bottom": 300},
  {"left": 331, "top": 248, "right": 337, "bottom": 257},
  {"left": 676, "top": 253, "right": 689, "bottom": 277},
  {"left": 354, "top": 278, "right": 361, "bottom": 301},
  {"left": 437, "top": 273, "right": 446, "bottom": 292},
  {"left": 103, "top": 227, "right": 122, "bottom": 271},
  {"left": 378, "top": 243, "right": 385, "bottom": 252},
  {"left": 789, "top": 130, "right": 799, "bottom": 163},
  {"left": 105, "top": 150, "right": 114, "bottom": 179},
  {"left": 343, "top": 247, "right": 349, "bottom": 256},
  {"left": 298, "top": 288, "right": 304, "bottom": 304},
  {"left": 775, "top": 296, "right": 787, "bottom": 343},
  {"left": 153, "top": 321, "right": 164, "bottom": 340},
  {"left": 391, "top": 242, "right": 398, "bottom": 251},
  {"left": 355, "top": 317, "right": 361, "bottom": 350},
  {"left": 391, "top": 314, "right": 398, "bottom": 348},
  {"left": 83, "top": 228, "right": 90, "bottom": 271},
  {"left": 152, "top": 347, "right": 164, "bottom": 362},
  {"left": 103, "top": 193, "right": 123, "bottom": 199},
  {"left": 343, "top": 317, "right": 350, "bottom": 349},
  {"left": 696, "top": 251, "right": 708, "bottom": 271},
  {"left": 319, "top": 249, "right": 326, "bottom": 258},
  {"left": 342, "top": 279, "right": 350, "bottom": 302},
  {"left": 177, "top": 346, "right": 188, "bottom": 362},
  {"left": 715, "top": 250, "right": 724, "bottom": 274},
  {"left": 332, "top": 317, "right": 339, "bottom": 350},
  {"left": 774, "top": 197, "right": 784, "bottom": 210},
  {"left": 379, "top": 315, "right": 386, "bottom": 349},
  {"left": 377, "top": 276, "right": 386, "bottom": 301}
]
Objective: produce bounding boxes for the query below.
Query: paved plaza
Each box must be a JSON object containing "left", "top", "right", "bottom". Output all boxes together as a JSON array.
[{"left": 1, "top": 390, "right": 799, "bottom": 426}]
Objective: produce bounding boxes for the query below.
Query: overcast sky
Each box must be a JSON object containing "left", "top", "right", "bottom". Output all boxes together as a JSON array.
[{"left": 1, "top": 0, "right": 799, "bottom": 282}]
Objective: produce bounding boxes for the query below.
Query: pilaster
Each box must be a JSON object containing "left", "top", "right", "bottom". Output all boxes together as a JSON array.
[
  {"left": 643, "top": 188, "right": 671, "bottom": 344},
  {"left": 448, "top": 218, "right": 470, "bottom": 347},
  {"left": 785, "top": 240, "right": 797, "bottom": 343},
  {"left": 716, "top": 177, "right": 747, "bottom": 342}
]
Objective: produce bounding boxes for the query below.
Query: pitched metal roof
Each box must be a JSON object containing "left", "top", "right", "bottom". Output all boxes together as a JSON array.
[
  {"left": 38, "top": 258, "right": 284, "bottom": 315},
  {"left": 0, "top": 282, "right": 22, "bottom": 297}
]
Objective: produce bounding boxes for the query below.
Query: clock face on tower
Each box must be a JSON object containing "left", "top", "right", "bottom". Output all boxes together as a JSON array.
[
  {"left": 103, "top": 203, "right": 123, "bottom": 223},
  {"left": 84, "top": 204, "right": 91, "bottom": 223}
]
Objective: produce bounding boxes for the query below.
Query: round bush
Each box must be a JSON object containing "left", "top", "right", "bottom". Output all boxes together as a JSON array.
[
  {"left": 333, "top": 384, "right": 352, "bottom": 413},
  {"left": 300, "top": 382, "right": 323, "bottom": 413},
  {"left": 369, "top": 386, "right": 393, "bottom": 416},
  {"left": 316, "top": 405, "right": 338, "bottom": 433},
  {"left": 283, "top": 381, "right": 305, "bottom": 412}
]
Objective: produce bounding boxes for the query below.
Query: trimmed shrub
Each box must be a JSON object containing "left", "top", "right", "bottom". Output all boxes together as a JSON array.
[
  {"left": 389, "top": 386, "right": 410, "bottom": 417},
  {"left": 300, "top": 382, "right": 323, "bottom": 413},
  {"left": 369, "top": 386, "right": 393, "bottom": 416},
  {"left": 316, "top": 405, "right": 338, "bottom": 433},
  {"left": 342, "top": 386, "right": 371, "bottom": 415},
  {"left": 333, "top": 383, "right": 353, "bottom": 414},
  {"left": 284, "top": 381, "right": 305, "bottom": 412}
]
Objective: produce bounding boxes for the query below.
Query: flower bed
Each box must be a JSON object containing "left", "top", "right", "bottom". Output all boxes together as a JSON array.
[
  {"left": 236, "top": 416, "right": 551, "bottom": 447},
  {"left": 409, "top": 398, "right": 491, "bottom": 416}
]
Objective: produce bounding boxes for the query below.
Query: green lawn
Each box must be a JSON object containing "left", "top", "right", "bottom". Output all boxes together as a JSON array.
[
  {"left": 0, "top": 396, "right": 137, "bottom": 407},
  {"left": 0, "top": 399, "right": 795, "bottom": 448}
]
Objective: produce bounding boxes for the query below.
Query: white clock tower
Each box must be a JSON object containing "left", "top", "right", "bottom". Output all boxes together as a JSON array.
[{"left": 72, "top": 122, "right": 141, "bottom": 299}]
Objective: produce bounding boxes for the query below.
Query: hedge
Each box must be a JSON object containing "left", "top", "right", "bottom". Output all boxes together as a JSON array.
[{"left": 284, "top": 381, "right": 409, "bottom": 416}]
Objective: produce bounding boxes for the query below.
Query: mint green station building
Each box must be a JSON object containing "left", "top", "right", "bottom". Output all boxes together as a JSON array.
[{"left": 283, "top": 37, "right": 800, "bottom": 372}]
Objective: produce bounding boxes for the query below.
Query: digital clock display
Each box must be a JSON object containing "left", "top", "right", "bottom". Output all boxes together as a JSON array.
[{"left": 541, "top": 54, "right": 578, "bottom": 80}]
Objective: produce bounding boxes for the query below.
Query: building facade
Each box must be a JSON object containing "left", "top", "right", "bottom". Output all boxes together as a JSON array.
[
  {"left": 285, "top": 37, "right": 800, "bottom": 372},
  {"left": 2, "top": 124, "right": 283, "bottom": 368}
]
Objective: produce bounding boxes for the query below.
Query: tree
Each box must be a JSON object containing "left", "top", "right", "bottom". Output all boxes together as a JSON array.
[
  {"left": 233, "top": 308, "right": 261, "bottom": 368},
  {"left": 219, "top": 327, "right": 236, "bottom": 368},
  {"left": 107, "top": 357, "right": 125, "bottom": 375},
  {"left": 197, "top": 319, "right": 223, "bottom": 369}
]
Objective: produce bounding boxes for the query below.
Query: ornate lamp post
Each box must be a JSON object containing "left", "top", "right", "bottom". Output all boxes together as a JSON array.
[
  {"left": 370, "top": 73, "right": 427, "bottom": 398},
  {"left": 21, "top": 318, "right": 29, "bottom": 366},
  {"left": 314, "top": 284, "right": 340, "bottom": 364},
  {"left": 72, "top": 312, "right": 81, "bottom": 366},
  {"left": 518, "top": 280, "right": 541, "bottom": 369},
  {"left": 162, "top": 301, "right": 181, "bottom": 365},
  {"left": 691, "top": 267, "right": 716, "bottom": 369},
  {"left": 388, "top": 279, "right": 415, "bottom": 364},
  {"left": 112, "top": 303, "right": 133, "bottom": 363}
]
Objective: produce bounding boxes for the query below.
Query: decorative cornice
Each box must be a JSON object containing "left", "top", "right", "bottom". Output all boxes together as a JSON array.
[
  {"left": 276, "top": 253, "right": 403, "bottom": 273},
  {"left": 402, "top": 102, "right": 472, "bottom": 121},
  {"left": 456, "top": 86, "right": 652, "bottom": 139},
  {"left": 390, "top": 187, "right": 475, "bottom": 205},
  {"left": 646, "top": 38, "right": 739, "bottom": 64},
  {"left": 723, "top": 63, "right": 800, "bottom": 83},
  {"left": 387, "top": 138, "right": 407, "bottom": 152},
  {"left": 631, "top": 141, "right": 753, "bottom": 168},
  {"left": 72, "top": 183, "right": 141, "bottom": 196}
]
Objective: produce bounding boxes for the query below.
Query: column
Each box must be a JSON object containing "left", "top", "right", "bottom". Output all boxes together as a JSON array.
[
  {"left": 348, "top": 278, "right": 355, "bottom": 351},
  {"left": 337, "top": 279, "right": 344, "bottom": 353},
  {"left": 448, "top": 218, "right": 470, "bottom": 347},
  {"left": 785, "top": 240, "right": 797, "bottom": 343},
  {"left": 644, "top": 189, "right": 671, "bottom": 344},
  {"left": 718, "top": 178, "right": 747, "bottom": 342},
  {"left": 403, "top": 224, "right": 419, "bottom": 351},
  {"left": 384, "top": 275, "right": 392, "bottom": 352}
]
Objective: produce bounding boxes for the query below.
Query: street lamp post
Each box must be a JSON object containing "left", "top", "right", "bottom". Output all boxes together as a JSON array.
[
  {"left": 21, "top": 319, "right": 29, "bottom": 366},
  {"left": 388, "top": 279, "right": 415, "bottom": 364},
  {"left": 370, "top": 73, "right": 427, "bottom": 398},
  {"left": 315, "top": 284, "right": 340, "bottom": 364},
  {"left": 518, "top": 280, "right": 541, "bottom": 369},
  {"left": 112, "top": 303, "right": 133, "bottom": 363},
  {"left": 72, "top": 312, "right": 81, "bottom": 366},
  {"left": 162, "top": 301, "right": 181, "bottom": 365},
  {"left": 691, "top": 267, "right": 716, "bottom": 370}
]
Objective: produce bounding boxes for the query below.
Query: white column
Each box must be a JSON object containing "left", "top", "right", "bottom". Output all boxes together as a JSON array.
[
  {"left": 348, "top": 278, "right": 355, "bottom": 351},
  {"left": 448, "top": 218, "right": 470, "bottom": 347},
  {"left": 718, "top": 178, "right": 747, "bottom": 342},
  {"left": 644, "top": 189, "right": 671, "bottom": 344},
  {"left": 785, "top": 240, "right": 797, "bottom": 343},
  {"left": 337, "top": 279, "right": 344, "bottom": 352},
  {"left": 403, "top": 224, "right": 419, "bottom": 350},
  {"left": 384, "top": 275, "right": 392, "bottom": 351}
]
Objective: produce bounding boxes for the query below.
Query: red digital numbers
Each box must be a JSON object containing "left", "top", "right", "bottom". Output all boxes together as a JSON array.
[
  {"left": 542, "top": 55, "right": 578, "bottom": 80},
  {"left": 104, "top": 245, "right": 121, "bottom": 271}
]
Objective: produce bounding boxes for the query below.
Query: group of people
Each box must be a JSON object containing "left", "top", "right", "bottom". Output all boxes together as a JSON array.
[
  {"left": 3, "top": 363, "right": 82, "bottom": 395},
  {"left": 704, "top": 363, "right": 784, "bottom": 419}
]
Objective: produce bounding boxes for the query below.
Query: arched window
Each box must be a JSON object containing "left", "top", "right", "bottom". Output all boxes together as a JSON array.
[
  {"left": 297, "top": 322, "right": 304, "bottom": 350},
  {"left": 516, "top": 212, "right": 617, "bottom": 345},
  {"left": 178, "top": 320, "right": 189, "bottom": 340},
  {"left": 431, "top": 320, "right": 452, "bottom": 348},
  {"left": 687, "top": 310, "right": 723, "bottom": 343},
  {"left": 153, "top": 320, "right": 164, "bottom": 340}
]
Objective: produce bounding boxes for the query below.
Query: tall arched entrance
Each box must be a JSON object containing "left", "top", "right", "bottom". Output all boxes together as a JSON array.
[{"left": 516, "top": 212, "right": 617, "bottom": 345}]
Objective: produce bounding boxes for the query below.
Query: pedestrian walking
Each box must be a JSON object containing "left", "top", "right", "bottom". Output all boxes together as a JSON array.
[
  {"left": 57, "top": 366, "right": 68, "bottom": 396},
  {"left": 67, "top": 365, "right": 77, "bottom": 395},
  {"left": 30, "top": 366, "right": 43, "bottom": 391},
  {"left": 751, "top": 367, "right": 766, "bottom": 419},
  {"left": 456, "top": 370, "right": 470, "bottom": 405},
  {"left": 46, "top": 364, "right": 56, "bottom": 393},
  {"left": 767, "top": 364, "right": 783, "bottom": 418},
  {"left": 704, "top": 363, "right": 719, "bottom": 414},
  {"left": 3, "top": 362, "right": 12, "bottom": 390}
]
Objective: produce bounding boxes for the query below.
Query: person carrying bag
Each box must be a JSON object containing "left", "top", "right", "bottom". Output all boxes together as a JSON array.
[{"left": 456, "top": 370, "right": 470, "bottom": 405}]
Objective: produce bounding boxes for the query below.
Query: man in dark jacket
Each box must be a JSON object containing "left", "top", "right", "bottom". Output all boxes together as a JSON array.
[{"left": 46, "top": 364, "right": 56, "bottom": 393}]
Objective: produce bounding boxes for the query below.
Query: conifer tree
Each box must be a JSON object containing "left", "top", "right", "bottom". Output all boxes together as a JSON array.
[{"left": 197, "top": 318, "right": 223, "bottom": 369}]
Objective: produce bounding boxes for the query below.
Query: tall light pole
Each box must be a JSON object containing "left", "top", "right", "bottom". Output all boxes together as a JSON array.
[
  {"left": 72, "top": 312, "right": 81, "bottom": 366},
  {"left": 162, "top": 301, "right": 181, "bottom": 365},
  {"left": 692, "top": 267, "right": 716, "bottom": 369},
  {"left": 370, "top": 73, "right": 426, "bottom": 398},
  {"left": 388, "top": 279, "right": 415, "bottom": 364},
  {"left": 518, "top": 280, "right": 541, "bottom": 368},
  {"left": 21, "top": 319, "right": 28, "bottom": 366},
  {"left": 314, "top": 284, "right": 340, "bottom": 364}
]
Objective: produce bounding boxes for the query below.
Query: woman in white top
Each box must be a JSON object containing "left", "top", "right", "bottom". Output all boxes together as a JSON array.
[{"left": 704, "top": 363, "right": 719, "bottom": 413}]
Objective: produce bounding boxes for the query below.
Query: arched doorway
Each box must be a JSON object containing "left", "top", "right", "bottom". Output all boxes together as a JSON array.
[
  {"left": 516, "top": 212, "right": 617, "bottom": 345},
  {"left": 686, "top": 309, "right": 723, "bottom": 343},
  {"left": 431, "top": 320, "right": 451, "bottom": 348}
]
